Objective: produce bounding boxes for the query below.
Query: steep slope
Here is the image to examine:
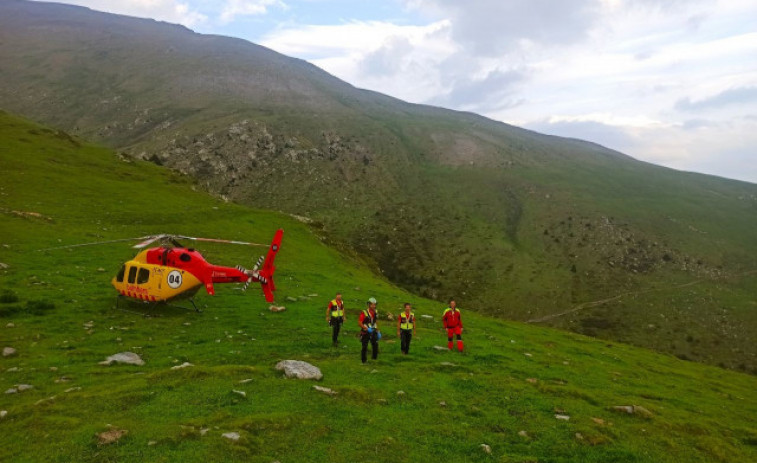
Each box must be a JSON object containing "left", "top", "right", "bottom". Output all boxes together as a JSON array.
[
  {"left": 1, "top": 0, "right": 756, "bottom": 372},
  {"left": 2, "top": 111, "right": 757, "bottom": 463}
]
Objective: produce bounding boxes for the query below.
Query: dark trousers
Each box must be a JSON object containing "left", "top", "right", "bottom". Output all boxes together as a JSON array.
[
  {"left": 330, "top": 317, "right": 343, "bottom": 344},
  {"left": 400, "top": 330, "right": 412, "bottom": 354},
  {"left": 361, "top": 331, "right": 378, "bottom": 363}
]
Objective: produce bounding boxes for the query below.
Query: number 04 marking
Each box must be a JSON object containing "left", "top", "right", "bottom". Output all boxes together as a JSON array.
[{"left": 167, "top": 270, "right": 183, "bottom": 289}]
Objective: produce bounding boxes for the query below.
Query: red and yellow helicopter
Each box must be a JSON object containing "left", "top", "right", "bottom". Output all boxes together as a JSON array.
[{"left": 44, "top": 230, "right": 283, "bottom": 310}]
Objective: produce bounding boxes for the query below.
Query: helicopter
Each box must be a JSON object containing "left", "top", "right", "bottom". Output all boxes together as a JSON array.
[{"left": 42, "top": 230, "right": 283, "bottom": 311}]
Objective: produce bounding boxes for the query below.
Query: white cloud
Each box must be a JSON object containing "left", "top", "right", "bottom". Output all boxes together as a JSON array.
[
  {"left": 219, "top": 0, "right": 287, "bottom": 24},
  {"left": 38, "top": 0, "right": 208, "bottom": 27}
]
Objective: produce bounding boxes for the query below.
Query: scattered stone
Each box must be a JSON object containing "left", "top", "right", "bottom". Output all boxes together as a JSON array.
[
  {"left": 238, "top": 378, "right": 254, "bottom": 384},
  {"left": 83, "top": 321, "right": 94, "bottom": 329},
  {"left": 440, "top": 362, "right": 457, "bottom": 367},
  {"left": 97, "top": 428, "right": 128, "bottom": 445},
  {"left": 6, "top": 323, "right": 14, "bottom": 328},
  {"left": 0, "top": 263, "right": 9, "bottom": 269},
  {"left": 591, "top": 417, "right": 605, "bottom": 425},
  {"left": 421, "top": 315, "right": 434, "bottom": 320},
  {"left": 396, "top": 390, "right": 405, "bottom": 396},
  {"left": 6, "top": 367, "right": 19, "bottom": 372},
  {"left": 0, "top": 410, "right": 7, "bottom": 419},
  {"left": 386, "top": 313, "right": 394, "bottom": 321},
  {"left": 147, "top": 441, "right": 157, "bottom": 446},
  {"left": 354, "top": 287, "right": 361, "bottom": 291},
  {"left": 3, "top": 347, "right": 17, "bottom": 357},
  {"left": 269, "top": 305, "right": 286, "bottom": 313},
  {"left": 575, "top": 433, "right": 584, "bottom": 441},
  {"left": 232, "top": 390, "right": 246, "bottom": 398},
  {"left": 313, "top": 385, "right": 337, "bottom": 396},
  {"left": 526, "top": 378, "right": 538, "bottom": 384},
  {"left": 200, "top": 428, "right": 209, "bottom": 436},
  {"left": 518, "top": 430, "right": 529, "bottom": 438},
  {"left": 377, "top": 399, "right": 388, "bottom": 404},
  {"left": 285, "top": 297, "right": 298, "bottom": 303},
  {"left": 97, "top": 268, "right": 106, "bottom": 272},
  {"left": 5, "top": 388, "right": 17, "bottom": 394},
  {"left": 99, "top": 352, "right": 144, "bottom": 366},
  {"left": 17, "top": 384, "right": 33, "bottom": 392},
  {"left": 370, "top": 369, "right": 378, "bottom": 374},
  {"left": 439, "top": 401, "right": 447, "bottom": 407},
  {"left": 171, "top": 362, "right": 193, "bottom": 370},
  {"left": 222, "top": 432, "right": 240, "bottom": 441},
  {"left": 35, "top": 396, "right": 56, "bottom": 405},
  {"left": 432, "top": 345, "right": 448, "bottom": 351},
  {"left": 480, "top": 444, "right": 492, "bottom": 454},
  {"left": 555, "top": 414, "right": 570, "bottom": 421},
  {"left": 308, "top": 294, "right": 318, "bottom": 297},
  {"left": 524, "top": 353, "right": 533, "bottom": 358},
  {"left": 55, "top": 376, "right": 71, "bottom": 383},
  {"left": 183, "top": 322, "right": 192, "bottom": 326},
  {"left": 612, "top": 405, "right": 653, "bottom": 418},
  {"left": 65, "top": 387, "right": 82, "bottom": 393},
  {"left": 49, "top": 366, "right": 58, "bottom": 371},
  {"left": 297, "top": 296, "right": 310, "bottom": 301},
  {"left": 275, "top": 360, "right": 323, "bottom": 380}
]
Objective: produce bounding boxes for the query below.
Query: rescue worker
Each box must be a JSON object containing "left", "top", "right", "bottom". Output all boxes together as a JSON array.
[
  {"left": 397, "top": 302, "right": 416, "bottom": 355},
  {"left": 358, "top": 297, "right": 380, "bottom": 363},
  {"left": 442, "top": 298, "right": 464, "bottom": 352},
  {"left": 326, "top": 292, "right": 346, "bottom": 347}
]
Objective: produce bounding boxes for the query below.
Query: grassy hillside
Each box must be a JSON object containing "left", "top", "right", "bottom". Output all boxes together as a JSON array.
[
  {"left": 2, "top": 113, "right": 757, "bottom": 462},
  {"left": 1, "top": 0, "right": 757, "bottom": 374}
]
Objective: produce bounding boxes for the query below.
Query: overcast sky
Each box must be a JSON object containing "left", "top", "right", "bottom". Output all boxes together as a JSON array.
[{"left": 39, "top": 0, "right": 757, "bottom": 184}]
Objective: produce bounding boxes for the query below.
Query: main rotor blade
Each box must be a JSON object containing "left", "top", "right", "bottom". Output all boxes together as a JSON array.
[
  {"left": 174, "top": 236, "right": 268, "bottom": 247},
  {"left": 38, "top": 236, "right": 154, "bottom": 251},
  {"left": 132, "top": 235, "right": 169, "bottom": 249}
]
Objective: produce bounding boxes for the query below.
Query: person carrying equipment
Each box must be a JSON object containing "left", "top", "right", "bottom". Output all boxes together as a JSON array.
[
  {"left": 397, "top": 302, "right": 416, "bottom": 355},
  {"left": 358, "top": 297, "right": 380, "bottom": 363},
  {"left": 326, "top": 292, "right": 346, "bottom": 347},
  {"left": 442, "top": 298, "right": 464, "bottom": 352}
]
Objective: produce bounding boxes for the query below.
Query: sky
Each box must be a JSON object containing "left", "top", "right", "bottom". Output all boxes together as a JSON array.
[{"left": 36, "top": 0, "right": 757, "bottom": 184}]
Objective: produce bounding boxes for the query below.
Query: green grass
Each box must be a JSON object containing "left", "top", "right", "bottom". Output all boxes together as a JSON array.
[{"left": 2, "top": 112, "right": 757, "bottom": 462}]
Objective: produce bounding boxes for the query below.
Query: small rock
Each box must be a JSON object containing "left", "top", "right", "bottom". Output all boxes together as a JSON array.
[
  {"left": 524, "top": 353, "right": 533, "bottom": 357},
  {"left": 97, "top": 428, "right": 128, "bottom": 445},
  {"left": 35, "top": 396, "right": 56, "bottom": 405},
  {"left": 285, "top": 297, "right": 297, "bottom": 303},
  {"left": 6, "top": 367, "right": 19, "bottom": 372},
  {"left": 3, "top": 347, "right": 17, "bottom": 357},
  {"left": 439, "top": 401, "right": 447, "bottom": 407},
  {"left": 54, "top": 376, "right": 71, "bottom": 383},
  {"left": 396, "top": 390, "right": 405, "bottom": 396},
  {"left": 518, "top": 430, "right": 529, "bottom": 438},
  {"left": 49, "top": 366, "right": 58, "bottom": 371},
  {"left": 370, "top": 369, "right": 378, "bottom": 374},
  {"left": 439, "top": 362, "right": 457, "bottom": 367},
  {"left": 83, "top": 321, "right": 94, "bottom": 329},
  {"left": 65, "top": 387, "right": 82, "bottom": 393},
  {"left": 222, "top": 432, "right": 240, "bottom": 441},
  {"left": 6, "top": 323, "right": 14, "bottom": 328},
  {"left": 238, "top": 378, "right": 254, "bottom": 384},
  {"left": 555, "top": 414, "right": 570, "bottom": 421},
  {"left": 480, "top": 444, "right": 492, "bottom": 454},
  {"left": 147, "top": 441, "right": 157, "bottom": 446},
  {"left": 275, "top": 360, "right": 323, "bottom": 380},
  {"left": 269, "top": 305, "right": 286, "bottom": 313},
  {"left": 17, "top": 384, "right": 33, "bottom": 392},
  {"left": 99, "top": 352, "right": 144, "bottom": 366},
  {"left": 432, "top": 345, "right": 448, "bottom": 351},
  {"left": 386, "top": 313, "right": 394, "bottom": 321},
  {"left": 421, "top": 315, "right": 434, "bottom": 320},
  {"left": 200, "top": 428, "right": 209, "bottom": 436},
  {"left": 313, "top": 385, "right": 337, "bottom": 396},
  {"left": 97, "top": 268, "right": 106, "bottom": 272},
  {"left": 0, "top": 410, "right": 7, "bottom": 418},
  {"left": 183, "top": 322, "right": 192, "bottom": 326},
  {"left": 232, "top": 390, "right": 246, "bottom": 398},
  {"left": 5, "top": 388, "right": 17, "bottom": 394},
  {"left": 171, "top": 362, "right": 193, "bottom": 370},
  {"left": 575, "top": 432, "right": 584, "bottom": 441},
  {"left": 308, "top": 294, "right": 318, "bottom": 297},
  {"left": 591, "top": 417, "right": 605, "bottom": 425},
  {"left": 526, "top": 378, "right": 538, "bottom": 384},
  {"left": 612, "top": 405, "right": 634, "bottom": 414}
]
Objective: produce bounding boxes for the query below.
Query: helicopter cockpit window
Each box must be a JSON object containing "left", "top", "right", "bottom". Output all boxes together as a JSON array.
[
  {"left": 127, "top": 266, "right": 137, "bottom": 284},
  {"left": 116, "top": 265, "right": 126, "bottom": 283},
  {"left": 180, "top": 253, "right": 191, "bottom": 262},
  {"left": 137, "top": 268, "right": 150, "bottom": 285}
]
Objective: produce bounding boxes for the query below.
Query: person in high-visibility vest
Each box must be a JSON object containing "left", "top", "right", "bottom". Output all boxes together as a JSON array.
[
  {"left": 442, "top": 298, "right": 464, "bottom": 352},
  {"left": 397, "top": 302, "right": 416, "bottom": 355},
  {"left": 326, "top": 292, "right": 346, "bottom": 347},
  {"left": 358, "top": 297, "right": 380, "bottom": 363}
]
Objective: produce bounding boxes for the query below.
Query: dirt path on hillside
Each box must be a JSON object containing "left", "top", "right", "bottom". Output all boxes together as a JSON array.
[{"left": 526, "top": 269, "right": 757, "bottom": 324}]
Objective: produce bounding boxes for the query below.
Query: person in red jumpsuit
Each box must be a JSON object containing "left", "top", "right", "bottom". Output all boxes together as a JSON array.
[{"left": 442, "top": 298, "right": 464, "bottom": 352}]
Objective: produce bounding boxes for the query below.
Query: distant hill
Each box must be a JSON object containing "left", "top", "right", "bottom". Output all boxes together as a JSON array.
[
  {"left": 2, "top": 110, "right": 757, "bottom": 463},
  {"left": 1, "top": 0, "right": 756, "bottom": 373}
]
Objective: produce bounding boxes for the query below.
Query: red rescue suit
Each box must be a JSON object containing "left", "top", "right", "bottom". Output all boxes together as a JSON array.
[{"left": 442, "top": 307, "right": 464, "bottom": 351}]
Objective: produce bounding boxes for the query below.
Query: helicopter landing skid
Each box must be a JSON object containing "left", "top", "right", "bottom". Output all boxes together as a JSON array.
[{"left": 114, "top": 295, "right": 202, "bottom": 315}]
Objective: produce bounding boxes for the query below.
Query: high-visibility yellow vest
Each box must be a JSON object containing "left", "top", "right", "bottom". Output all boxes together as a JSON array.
[
  {"left": 330, "top": 299, "right": 344, "bottom": 317},
  {"left": 399, "top": 311, "right": 415, "bottom": 330},
  {"left": 362, "top": 309, "right": 377, "bottom": 329}
]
